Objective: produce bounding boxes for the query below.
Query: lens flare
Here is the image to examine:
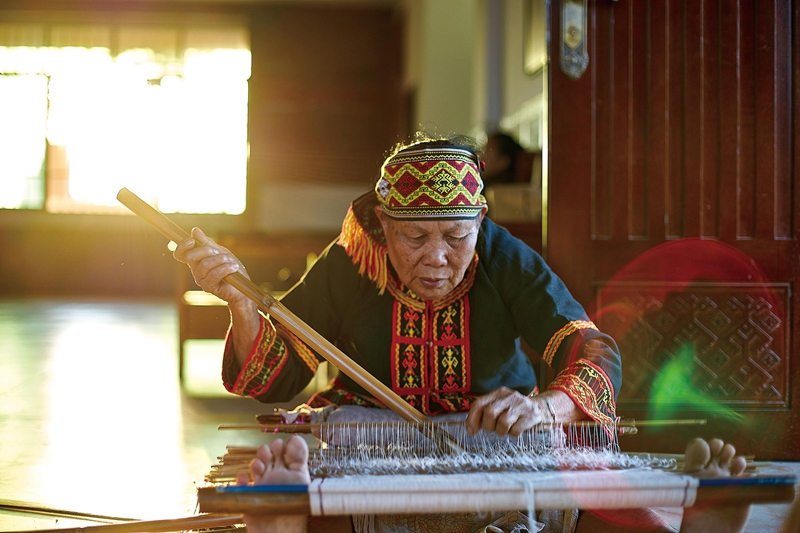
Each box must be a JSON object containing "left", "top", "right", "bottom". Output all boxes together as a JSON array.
[
  {"left": 648, "top": 345, "right": 744, "bottom": 423},
  {"left": 592, "top": 238, "right": 783, "bottom": 433}
]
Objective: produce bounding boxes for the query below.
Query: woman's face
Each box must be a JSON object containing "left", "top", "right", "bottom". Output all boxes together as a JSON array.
[{"left": 375, "top": 206, "right": 485, "bottom": 300}]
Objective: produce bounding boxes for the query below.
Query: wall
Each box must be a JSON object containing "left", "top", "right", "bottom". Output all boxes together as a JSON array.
[
  {"left": 499, "top": 0, "right": 545, "bottom": 150},
  {"left": 412, "top": 0, "right": 479, "bottom": 135},
  {"left": 400, "top": 0, "right": 545, "bottom": 143},
  {"left": 0, "top": 0, "right": 548, "bottom": 298},
  {"left": 248, "top": 3, "right": 405, "bottom": 230}
]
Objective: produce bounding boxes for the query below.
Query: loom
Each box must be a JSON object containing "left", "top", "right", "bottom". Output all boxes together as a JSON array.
[
  {"left": 197, "top": 409, "right": 796, "bottom": 516},
  {"left": 114, "top": 189, "right": 797, "bottom": 524},
  {"left": 198, "top": 422, "right": 796, "bottom": 516},
  {"left": 207, "top": 408, "right": 687, "bottom": 479}
]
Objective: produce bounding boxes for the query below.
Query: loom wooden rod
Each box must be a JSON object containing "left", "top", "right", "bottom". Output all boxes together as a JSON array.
[
  {"left": 627, "top": 419, "right": 707, "bottom": 426},
  {"left": 0, "top": 513, "right": 243, "bottom": 533},
  {"left": 198, "top": 487, "right": 311, "bottom": 515},
  {"left": 217, "top": 418, "right": 708, "bottom": 432},
  {"left": 204, "top": 460, "right": 763, "bottom": 476},
  {"left": 196, "top": 476, "right": 797, "bottom": 515},
  {"left": 0, "top": 499, "right": 136, "bottom": 523},
  {"left": 117, "top": 188, "right": 461, "bottom": 453},
  {"left": 624, "top": 451, "right": 756, "bottom": 462}
]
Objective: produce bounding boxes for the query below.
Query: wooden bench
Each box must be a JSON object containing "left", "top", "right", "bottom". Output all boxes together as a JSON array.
[{"left": 178, "top": 290, "right": 230, "bottom": 381}]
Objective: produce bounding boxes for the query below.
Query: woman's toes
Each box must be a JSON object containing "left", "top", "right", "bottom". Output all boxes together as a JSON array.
[
  {"left": 707, "top": 438, "right": 725, "bottom": 457},
  {"left": 684, "top": 438, "right": 712, "bottom": 474},
  {"left": 284, "top": 436, "right": 310, "bottom": 470}
]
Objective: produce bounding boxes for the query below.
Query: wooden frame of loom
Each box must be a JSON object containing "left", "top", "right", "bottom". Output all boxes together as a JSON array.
[{"left": 196, "top": 471, "right": 797, "bottom": 515}]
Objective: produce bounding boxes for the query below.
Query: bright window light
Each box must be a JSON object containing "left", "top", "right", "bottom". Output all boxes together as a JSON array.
[
  {"left": 0, "top": 74, "right": 47, "bottom": 209},
  {"left": 0, "top": 25, "right": 250, "bottom": 215}
]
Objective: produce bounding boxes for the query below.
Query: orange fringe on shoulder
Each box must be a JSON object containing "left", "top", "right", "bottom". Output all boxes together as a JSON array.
[{"left": 337, "top": 206, "right": 389, "bottom": 294}]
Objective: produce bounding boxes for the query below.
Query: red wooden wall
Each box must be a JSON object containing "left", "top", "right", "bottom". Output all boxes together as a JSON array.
[{"left": 548, "top": 0, "right": 800, "bottom": 459}]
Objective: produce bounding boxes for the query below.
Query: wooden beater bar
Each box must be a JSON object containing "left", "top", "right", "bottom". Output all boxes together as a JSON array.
[
  {"left": 116, "top": 189, "right": 451, "bottom": 438},
  {"left": 216, "top": 418, "right": 709, "bottom": 433}
]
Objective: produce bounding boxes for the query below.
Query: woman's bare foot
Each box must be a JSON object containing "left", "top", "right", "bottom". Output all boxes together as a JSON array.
[
  {"left": 679, "top": 438, "right": 750, "bottom": 533},
  {"left": 235, "top": 435, "right": 311, "bottom": 533}
]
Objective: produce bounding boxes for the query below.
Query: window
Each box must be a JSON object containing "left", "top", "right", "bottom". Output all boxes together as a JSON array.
[
  {"left": 0, "top": 73, "right": 47, "bottom": 209},
  {"left": 0, "top": 22, "right": 250, "bottom": 214}
]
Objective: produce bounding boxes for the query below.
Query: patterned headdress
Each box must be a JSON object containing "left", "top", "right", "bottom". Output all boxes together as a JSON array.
[{"left": 375, "top": 146, "right": 487, "bottom": 219}]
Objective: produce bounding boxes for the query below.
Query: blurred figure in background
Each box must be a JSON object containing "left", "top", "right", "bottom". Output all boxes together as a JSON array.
[{"left": 481, "top": 132, "right": 526, "bottom": 187}]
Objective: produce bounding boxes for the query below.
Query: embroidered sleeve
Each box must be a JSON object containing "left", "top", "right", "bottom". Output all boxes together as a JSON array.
[
  {"left": 221, "top": 314, "right": 319, "bottom": 400},
  {"left": 542, "top": 320, "right": 599, "bottom": 366},
  {"left": 540, "top": 322, "right": 621, "bottom": 424},
  {"left": 548, "top": 358, "right": 617, "bottom": 426},
  {"left": 275, "top": 323, "right": 320, "bottom": 374}
]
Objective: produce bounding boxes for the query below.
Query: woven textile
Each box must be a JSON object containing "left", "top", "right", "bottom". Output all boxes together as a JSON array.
[{"left": 376, "top": 147, "right": 487, "bottom": 219}]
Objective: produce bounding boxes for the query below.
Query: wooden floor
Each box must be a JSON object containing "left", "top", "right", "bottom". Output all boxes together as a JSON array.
[
  {"left": 0, "top": 299, "right": 797, "bottom": 532},
  {"left": 0, "top": 298, "right": 299, "bottom": 530}
]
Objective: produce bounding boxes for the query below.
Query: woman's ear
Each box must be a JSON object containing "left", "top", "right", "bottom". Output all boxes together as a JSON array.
[
  {"left": 478, "top": 205, "right": 488, "bottom": 224},
  {"left": 373, "top": 204, "right": 390, "bottom": 233}
]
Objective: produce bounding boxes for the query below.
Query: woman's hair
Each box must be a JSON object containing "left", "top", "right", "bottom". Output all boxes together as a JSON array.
[{"left": 384, "top": 132, "right": 483, "bottom": 165}]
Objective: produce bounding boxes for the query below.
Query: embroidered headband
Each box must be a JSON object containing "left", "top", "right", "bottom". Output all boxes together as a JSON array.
[{"left": 375, "top": 147, "right": 487, "bottom": 219}]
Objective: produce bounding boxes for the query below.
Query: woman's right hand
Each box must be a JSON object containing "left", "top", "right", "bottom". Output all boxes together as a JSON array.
[{"left": 173, "top": 227, "right": 253, "bottom": 309}]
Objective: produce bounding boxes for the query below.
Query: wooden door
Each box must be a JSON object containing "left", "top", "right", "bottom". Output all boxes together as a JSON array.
[{"left": 547, "top": 0, "right": 800, "bottom": 459}]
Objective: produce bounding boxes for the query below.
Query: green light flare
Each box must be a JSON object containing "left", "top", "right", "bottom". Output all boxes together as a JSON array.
[{"left": 648, "top": 346, "right": 744, "bottom": 423}]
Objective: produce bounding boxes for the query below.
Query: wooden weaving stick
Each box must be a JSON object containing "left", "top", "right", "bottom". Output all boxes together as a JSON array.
[
  {"left": 0, "top": 498, "right": 137, "bottom": 523},
  {"left": 116, "top": 188, "right": 461, "bottom": 451},
  {"left": 0, "top": 513, "right": 243, "bottom": 533}
]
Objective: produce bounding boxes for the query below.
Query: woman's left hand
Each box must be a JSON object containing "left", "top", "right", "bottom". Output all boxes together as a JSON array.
[{"left": 465, "top": 387, "right": 580, "bottom": 437}]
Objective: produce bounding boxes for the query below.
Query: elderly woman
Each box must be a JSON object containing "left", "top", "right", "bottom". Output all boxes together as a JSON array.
[{"left": 176, "top": 135, "right": 623, "bottom": 532}]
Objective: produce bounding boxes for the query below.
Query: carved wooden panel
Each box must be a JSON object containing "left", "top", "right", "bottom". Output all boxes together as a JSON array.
[{"left": 597, "top": 282, "right": 790, "bottom": 410}]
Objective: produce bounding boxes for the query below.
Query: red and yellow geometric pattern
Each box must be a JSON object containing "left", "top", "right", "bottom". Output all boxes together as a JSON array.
[
  {"left": 384, "top": 255, "right": 478, "bottom": 414},
  {"left": 542, "top": 320, "right": 599, "bottom": 366},
  {"left": 550, "top": 359, "right": 618, "bottom": 431},
  {"left": 376, "top": 147, "right": 486, "bottom": 219},
  {"left": 226, "top": 317, "right": 286, "bottom": 397}
]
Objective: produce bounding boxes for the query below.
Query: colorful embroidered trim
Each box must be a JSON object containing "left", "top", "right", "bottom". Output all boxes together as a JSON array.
[
  {"left": 390, "top": 298, "right": 471, "bottom": 395},
  {"left": 549, "top": 359, "right": 617, "bottom": 436},
  {"left": 228, "top": 316, "right": 288, "bottom": 398},
  {"left": 308, "top": 378, "right": 387, "bottom": 409},
  {"left": 384, "top": 261, "right": 479, "bottom": 415},
  {"left": 542, "top": 320, "right": 599, "bottom": 366},
  {"left": 275, "top": 323, "right": 319, "bottom": 374},
  {"left": 375, "top": 147, "right": 486, "bottom": 219}
]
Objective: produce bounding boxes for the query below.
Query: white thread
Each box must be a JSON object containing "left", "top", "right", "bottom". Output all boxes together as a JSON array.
[
  {"left": 302, "top": 406, "right": 676, "bottom": 478},
  {"left": 523, "top": 479, "right": 537, "bottom": 533}
]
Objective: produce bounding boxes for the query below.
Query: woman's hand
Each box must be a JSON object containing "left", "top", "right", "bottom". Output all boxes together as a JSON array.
[
  {"left": 174, "top": 227, "right": 260, "bottom": 365},
  {"left": 465, "top": 387, "right": 583, "bottom": 437},
  {"left": 173, "top": 227, "right": 252, "bottom": 310}
]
